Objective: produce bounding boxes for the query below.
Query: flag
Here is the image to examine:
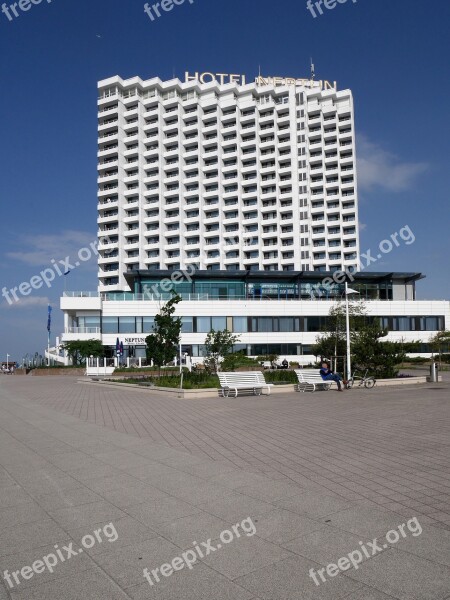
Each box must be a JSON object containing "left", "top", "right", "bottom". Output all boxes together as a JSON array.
[
  {"left": 120, "top": 342, "right": 124, "bottom": 356},
  {"left": 116, "top": 337, "right": 120, "bottom": 356},
  {"left": 47, "top": 305, "right": 52, "bottom": 333}
]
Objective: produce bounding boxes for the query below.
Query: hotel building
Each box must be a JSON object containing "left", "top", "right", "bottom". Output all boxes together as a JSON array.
[
  {"left": 57, "top": 72, "right": 449, "bottom": 364},
  {"left": 96, "top": 72, "right": 359, "bottom": 287}
]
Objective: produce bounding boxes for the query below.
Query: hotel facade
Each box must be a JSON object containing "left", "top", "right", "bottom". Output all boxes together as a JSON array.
[{"left": 58, "top": 72, "right": 449, "bottom": 364}]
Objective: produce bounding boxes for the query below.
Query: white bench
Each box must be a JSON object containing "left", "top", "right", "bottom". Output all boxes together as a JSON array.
[
  {"left": 294, "top": 369, "right": 332, "bottom": 392},
  {"left": 218, "top": 371, "right": 273, "bottom": 397}
]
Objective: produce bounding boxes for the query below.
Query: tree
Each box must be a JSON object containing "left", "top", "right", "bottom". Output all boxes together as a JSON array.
[
  {"left": 429, "top": 330, "right": 450, "bottom": 367},
  {"left": 145, "top": 292, "right": 182, "bottom": 370},
  {"left": 351, "top": 323, "right": 405, "bottom": 379},
  {"left": 311, "top": 299, "right": 366, "bottom": 371},
  {"left": 312, "top": 301, "right": 407, "bottom": 379},
  {"left": 203, "top": 329, "right": 240, "bottom": 374},
  {"left": 61, "top": 340, "right": 104, "bottom": 366}
]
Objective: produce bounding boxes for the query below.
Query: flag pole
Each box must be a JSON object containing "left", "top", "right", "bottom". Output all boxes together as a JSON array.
[{"left": 47, "top": 305, "right": 52, "bottom": 367}]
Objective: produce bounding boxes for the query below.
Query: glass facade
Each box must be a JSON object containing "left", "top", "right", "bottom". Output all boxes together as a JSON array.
[
  {"left": 115, "top": 276, "right": 397, "bottom": 301},
  {"left": 96, "top": 315, "right": 445, "bottom": 334},
  {"left": 136, "top": 278, "right": 246, "bottom": 299}
]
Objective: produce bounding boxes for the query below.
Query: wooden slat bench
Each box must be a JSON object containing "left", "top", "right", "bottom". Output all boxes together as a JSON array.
[
  {"left": 218, "top": 371, "right": 273, "bottom": 397},
  {"left": 294, "top": 369, "right": 332, "bottom": 392}
]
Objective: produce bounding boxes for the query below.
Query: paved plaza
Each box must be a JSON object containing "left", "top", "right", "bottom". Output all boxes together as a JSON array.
[{"left": 0, "top": 376, "right": 449, "bottom": 599}]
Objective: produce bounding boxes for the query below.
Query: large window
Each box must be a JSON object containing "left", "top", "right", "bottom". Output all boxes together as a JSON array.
[
  {"left": 142, "top": 317, "right": 155, "bottom": 333},
  {"left": 102, "top": 317, "right": 118, "bottom": 334},
  {"left": 77, "top": 316, "right": 100, "bottom": 330},
  {"left": 196, "top": 316, "right": 227, "bottom": 333},
  {"left": 379, "top": 316, "right": 444, "bottom": 332},
  {"left": 99, "top": 314, "right": 444, "bottom": 336},
  {"left": 181, "top": 317, "right": 193, "bottom": 333},
  {"left": 233, "top": 317, "right": 248, "bottom": 333},
  {"left": 119, "top": 317, "right": 136, "bottom": 334}
]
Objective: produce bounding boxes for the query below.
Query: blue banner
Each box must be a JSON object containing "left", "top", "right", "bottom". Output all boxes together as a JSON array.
[{"left": 47, "top": 305, "right": 52, "bottom": 333}]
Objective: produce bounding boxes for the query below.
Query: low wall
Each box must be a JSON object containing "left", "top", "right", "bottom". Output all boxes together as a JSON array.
[
  {"left": 79, "top": 373, "right": 441, "bottom": 398},
  {"left": 31, "top": 368, "right": 86, "bottom": 376},
  {"left": 9, "top": 368, "right": 27, "bottom": 376}
]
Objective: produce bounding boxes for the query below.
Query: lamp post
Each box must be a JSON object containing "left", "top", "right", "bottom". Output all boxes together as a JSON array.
[{"left": 344, "top": 282, "right": 359, "bottom": 381}]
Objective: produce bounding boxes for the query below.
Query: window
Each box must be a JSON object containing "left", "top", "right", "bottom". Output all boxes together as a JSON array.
[
  {"left": 233, "top": 317, "right": 248, "bottom": 333},
  {"left": 196, "top": 316, "right": 226, "bottom": 333},
  {"left": 102, "top": 317, "right": 118, "bottom": 334},
  {"left": 181, "top": 317, "right": 193, "bottom": 333},
  {"left": 142, "top": 317, "right": 155, "bottom": 333},
  {"left": 119, "top": 317, "right": 136, "bottom": 334}
]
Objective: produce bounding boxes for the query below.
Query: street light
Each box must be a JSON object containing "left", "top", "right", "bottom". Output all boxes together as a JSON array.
[{"left": 345, "top": 282, "right": 360, "bottom": 381}]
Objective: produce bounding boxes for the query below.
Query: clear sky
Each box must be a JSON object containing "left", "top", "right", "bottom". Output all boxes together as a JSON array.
[{"left": 0, "top": 0, "right": 449, "bottom": 362}]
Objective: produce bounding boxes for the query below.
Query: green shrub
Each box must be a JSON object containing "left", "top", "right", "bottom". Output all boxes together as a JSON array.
[
  {"left": 404, "top": 357, "right": 430, "bottom": 364},
  {"left": 264, "top": 370, "right": 298, "bottom": 384},
  {"left": 221, "top": 353, "right": 259, "bottom": 371},
  {"left": 112, "top": 372, "right": 219, "bottom": 389}
]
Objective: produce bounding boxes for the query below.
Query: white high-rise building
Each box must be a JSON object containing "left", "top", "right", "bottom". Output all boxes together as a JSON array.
[
  {"left": 53, "top": 71, "right": 448, "bottom": 367},
  {"left": 97, "top": 72, "right": 359, "bottom": 291}
]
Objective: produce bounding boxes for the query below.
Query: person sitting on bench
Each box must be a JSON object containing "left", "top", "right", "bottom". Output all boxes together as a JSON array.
[{"left": 319, "top": 362, "right": 344, "bottom": 392}]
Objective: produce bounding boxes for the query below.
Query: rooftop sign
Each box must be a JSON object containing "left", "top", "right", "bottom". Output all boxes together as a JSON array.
[{"left": 184, "top": 72, "right": 337, "bottom": 90}]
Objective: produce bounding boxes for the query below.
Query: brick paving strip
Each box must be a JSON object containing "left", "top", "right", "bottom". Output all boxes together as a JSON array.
[{"left": 0, "top": 376, "right": 449, "bottom": 599}]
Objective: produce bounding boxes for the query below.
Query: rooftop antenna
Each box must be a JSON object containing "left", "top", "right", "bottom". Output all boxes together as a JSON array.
[
  {"left": 257, "top": 64, "right": 261, "bottom": 85},
  {"left": 310, "top": 58, "right": 315, "bottom": 81}
]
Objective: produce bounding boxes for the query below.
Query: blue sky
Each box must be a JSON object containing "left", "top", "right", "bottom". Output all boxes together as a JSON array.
[{"left": 0, "top": 0, "right": 449, "bottom": 361}]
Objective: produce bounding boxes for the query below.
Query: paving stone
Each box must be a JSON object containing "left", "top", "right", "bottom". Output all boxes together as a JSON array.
[
  {"left": 199, "top": 533, "right": 291, "bottom": 580},
  {"left": 0, "top": 520, "right": 70, "bottom": 557},
  {"left": 97, "top": 481, "right": 169, "bottom": 509},
  {"left": 161, "top": 479, "right": 236, "bottom": 506},
  {"left": 197, "top": 491, "right": 275, "bottom": 522},
  {"left": 81, "top": 473, "right": 142, "bottom": 494},
  {"left": 209, "top": 471, "right": 271, "bottom": 490},
  {"left": 0, "top": 539, "right": 94, "bottom": 589},
  {"left": 234, "top": 554, "right": 362, "bottom": 599},
  {"left": 128, "top": 563, "right": 254, "bottom": 600},
  {"left": 8, "top": 566, "right": 131, "bottom": 600},
  {"left": 175, "top": 459, "right": 238, "bottom": 480},
  {"left": 91, "top": 535, "right": 182, "bottom": 588},
  {"left": 32, "top": 487, "right": 104, "bottom": 511},
  {"left": 346, "top": 547, "right": 450, "bottom": 600},
  {"left": 321, "top": 505, "right": 413, "bottom": 538},
  {"left": 48, "top": 500, "right": 127, "bottom": 530},
  {"left": 235, "top": 479, "right": 305, "bottom": 503},
  {"left": 68, "top": 515, "right": 158, "bottom": 555},
  {"left": 283, "top": 525, "right": 374, "bottom": 566},
  {"left": 0, "top": 485, "right": 33, "bottom": 509},
  {"left": 151, "top": 511, "right": 232, "bottom": 549},
  {"left": 20, "top": 475, "right": 84, "bottom": 496},
  {"left": 0, "top": 501, "right": 49, "bottom": 530},
  {"left": 1, "top": 376, "right": 450, "bottom": 600},
  {"left": 276, "top": 490, "right": 355, "bottom": 519},
  {"left": 344, "top": 586, "right": 395, "bottom": 599},
  {"left": 388, "top": 521, "right": 450, "bottom": 567},
  {"left": 125, "top": 496, "right": 202, "bottom": 528},
  {"left": 253, "top": 509, "right": 328, "bottom": 544}
]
